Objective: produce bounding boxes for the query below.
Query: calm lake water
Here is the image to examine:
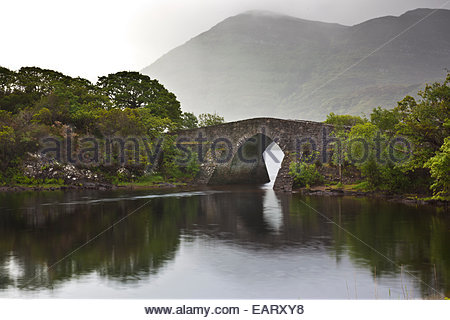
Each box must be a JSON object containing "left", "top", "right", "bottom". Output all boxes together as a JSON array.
[
  {"left": 0, "top": 186, "right": 448, "bottom": 299},
  {"left": 0, "top": 149, "right": 448, "bottom": 299}
]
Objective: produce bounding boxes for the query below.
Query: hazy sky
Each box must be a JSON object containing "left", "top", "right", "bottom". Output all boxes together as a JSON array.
[{"left": 1, "top": 0, "right": 449, "bottom": 82}]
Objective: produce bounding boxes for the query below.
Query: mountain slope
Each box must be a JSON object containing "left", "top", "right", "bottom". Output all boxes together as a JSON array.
[{"left": 142, "top": 9, "right": 450, "bottom": 121}]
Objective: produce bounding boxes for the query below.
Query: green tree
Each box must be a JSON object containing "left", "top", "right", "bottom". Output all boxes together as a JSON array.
[
  {"left": 97, "top": 71, "right": 182, "bottom": 123},
  {"left": 32, "top": 107, "right": 53, "bottom": 126},
  {"left": 0, "top": 66, "right": 194, "bottom": 185},
  {"left": 181, "top": 112, "right": 198, "bottom": 129},
  {"left": 9, "top": 67, "right": 72, "bottom": 112},
  {"left": 424, "top": 137, "right": 450, "bottom": 197},
  {"left": 394, "top": 74, "right": 450, "bottom": 170},
  {"left": 0, "top": 125, "right": 15, "bottom": 170},
  {"left": 16, "top": 66, "right": 68, "bottom": 95},
  {"left": 97, "top": 108, "right": 141, "bottom": 136},
  {"left": 289, "top": 152, "right": 324, "bottom": 188},
  {"left": 325, "top": 74, "right": 450, "bottom": 194},
  {"left": 198, "top": 112, "right": 225, "bottom": 127},
  {"left": 1, "top": 66, "right": 108, "bottom": 118},
  {"left": 346, "top": 122, "right": 379, "bottom": 161},
  {"left": 0, "top": 67, "right": 15, "bottom": 96},
  {"left": 0, "top": 109, "right": 47, "bottom": 173},
  {"left": 0, "top": 67, "right": 23, "bottom": 113},
  {"left": 370, "top": 107, "right": 400, "bottom": 133},
  {"left": 333, "top": 121, "right": 412, "bottom": 191},
  {"left": 346, "top": 123, "right": 385, "bottom": 188},
  {"left": 32, "top": 78, "right": 109, "bottom": 133},
  {"left": 324, "top": 112, "right": 367, "bottom": 127},
  {"left": 136, "top": 108, "right": 176, "bottom": 137}
]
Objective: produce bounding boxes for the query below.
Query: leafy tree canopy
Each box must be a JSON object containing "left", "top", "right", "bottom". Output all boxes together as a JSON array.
[
  {"left": 370, "top": 107, "right": 400, "bottom": 132},
  {"left": 97, "top": 71, "right": 182, "bottom": 123},
  {"left": 181, "top": 112, "right": 198, "bottom": 129},
  {"left": 424, "top": 137, "right": 450, "bottom": 197},
  {"left": 198, "top": 112, "right": 225, "bottom": 127},
  {"left": 325, "top": 73, "right": 450, "bottom": 197},
  {"left": 324, "top": 112, "right": 367, "bottom": 127},
  {"left": 393, "top": 74, "right": 450, "bottom": 169}
]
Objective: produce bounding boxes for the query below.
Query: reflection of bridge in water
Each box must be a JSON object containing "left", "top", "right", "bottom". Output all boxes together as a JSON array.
[
  {"left": 176, "top": 118, "right": 334, "bottom": 191},
  {"left": 191, "top": 187, "right": 337, "bottom": 247},
  {"left": 0, "top": 188, "right": 447, "bottom": 298}
]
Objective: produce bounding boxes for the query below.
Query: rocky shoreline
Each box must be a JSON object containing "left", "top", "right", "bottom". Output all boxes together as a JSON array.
[
  {"left": 0, "top": 182, "right": 184, "bottom": 193},
  {"left": 298, "top": 186, "right": 449, "bottom": 208},
  {"left": 0, "top": 152, "right": 189, "bottom": 192},
  {"left": 1, "top": 174, "right": 447, "bottom": 208},
  {"left": 0, "top": 183, "right": 114, "bottom": 192}
]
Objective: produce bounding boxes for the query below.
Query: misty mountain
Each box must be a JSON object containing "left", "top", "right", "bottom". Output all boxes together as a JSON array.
[{"left": 142, "top": 9, "right": 450, "bottom": 121}]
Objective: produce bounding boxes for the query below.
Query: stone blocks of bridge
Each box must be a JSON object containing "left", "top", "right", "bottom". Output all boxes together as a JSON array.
[{"left": 175, "top": 118, "right": 333, "bottom": 192}]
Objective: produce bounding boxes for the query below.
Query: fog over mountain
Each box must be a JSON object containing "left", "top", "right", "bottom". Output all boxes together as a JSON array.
[{"left": 142, "top": 8, "right": 450, "bottom": 121}]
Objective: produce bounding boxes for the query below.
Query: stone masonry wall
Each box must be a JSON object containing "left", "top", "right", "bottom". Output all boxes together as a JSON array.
[{"left": 176, "top": 118, "right": 334, "bottom": 192}]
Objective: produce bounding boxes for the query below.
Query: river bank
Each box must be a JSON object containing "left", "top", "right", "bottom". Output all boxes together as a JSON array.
[
  {"left": 297, "top": 185, "right": 449, "bottom": 208},
  {"left": 0, "top": 181, "right": 186, "bottom": 192},
  {"left": 1, "top": 180, "right": 448, "bottom": 209}
]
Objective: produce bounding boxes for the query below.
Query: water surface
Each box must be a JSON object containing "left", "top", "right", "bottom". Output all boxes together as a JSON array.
[{"left": 0, "top": 185, "right": 448, "bottom": 299}]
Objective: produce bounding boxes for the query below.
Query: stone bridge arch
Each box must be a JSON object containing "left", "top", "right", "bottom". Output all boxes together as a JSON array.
[
  {"left": 208, "top": 132, "right": 280, "bottom": 185},
  {"left": 175, "top": 118, "right": 334, "bottom": 192}
]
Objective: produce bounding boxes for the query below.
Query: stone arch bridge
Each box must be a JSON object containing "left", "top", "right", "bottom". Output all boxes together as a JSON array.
[{"left": 175, "top": 118, "right": 335, "bottom": 192}]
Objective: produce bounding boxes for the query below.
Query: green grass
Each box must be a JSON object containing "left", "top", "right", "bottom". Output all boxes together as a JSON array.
[
  {"left": 418, "top": 195, "right": 450, "bottom": 202},
  {"left": 11, "top": 176, "right": 66, "bottom": 188},
  {"left": 15, "top": 183, "right": 68, "bottom": 188},
  {"left": 117, "top": 174, "right": 188, "bottom": 187},
  {"left": 352, "top": 181, "right": 370, "bottom": 191},
  {"left": 325, "top": 181, "right": 371, "bottom": 192}
]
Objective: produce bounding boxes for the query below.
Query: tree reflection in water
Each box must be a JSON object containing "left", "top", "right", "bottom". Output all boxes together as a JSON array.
[{"left": 0, "top": 188, "right": 448, "bottom": 298}]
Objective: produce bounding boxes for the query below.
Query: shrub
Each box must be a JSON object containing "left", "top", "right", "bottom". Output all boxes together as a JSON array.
[
  {"left": 289, "top": 157, "right": 324, "bottom": 188},
  {"left": 12, "top": 173, "right": 38, "bottom": 185},
  {"left": 424, "top": 137, "right": 450, "bottom": 197},
  {"left": 361, "top": 157, "right": 383, "bottom": 188}
]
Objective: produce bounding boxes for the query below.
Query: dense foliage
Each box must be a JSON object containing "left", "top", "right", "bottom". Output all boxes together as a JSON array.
[
  {"left": 326, "top": 74, "right": 450, "bottom": 198},
  {"left": 198, "top": 112, "right": 225, "bottom": 127},
  {"left": 289, "top": 153, "right": 324, "bottom": 188},
  {"left": 324, "top": 113, "right": 367, "bottom": 127},
  {"left": 0, "top": 66, "right": 221, "bottom": 185}
]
